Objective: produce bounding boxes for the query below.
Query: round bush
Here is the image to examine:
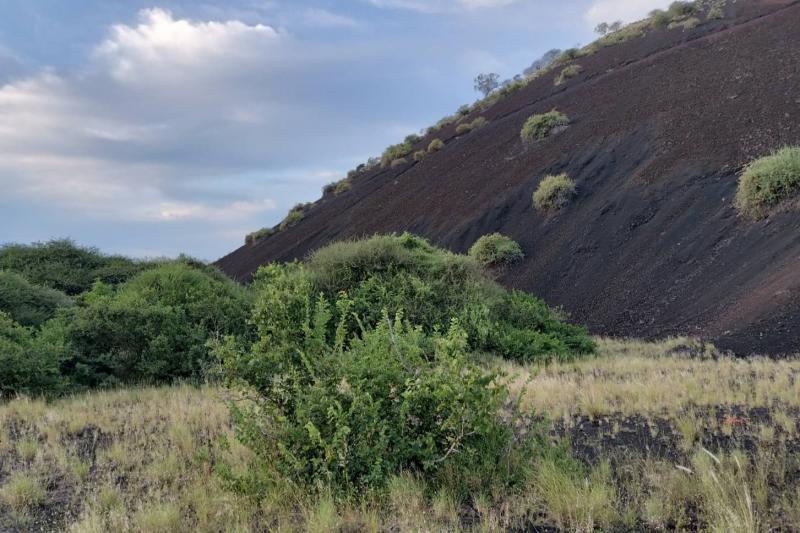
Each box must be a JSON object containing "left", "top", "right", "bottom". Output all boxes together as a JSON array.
[
  {"left": 428, "top": 138, "right": 445, "bottom": 152},
  {"left": 735, "top": 147, "right": 800, "bottom": 218},
  {"left": 533, "top": 174, "right": 577, "bottom": 212},
  {"left": 0, "top": 271, "right": 72, "bottom": 327},
  {"left": 469, "top": 234, "right": 524, "bottom": 267},
  {"left": 521, "top": 110, "right": 570, "bottom": 142}
]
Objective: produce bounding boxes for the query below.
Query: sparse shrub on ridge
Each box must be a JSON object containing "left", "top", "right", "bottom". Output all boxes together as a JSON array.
[
  {"left": 735, "top": 147, "right": 800, "bottom": 218},
  {"left": 279, "top": 203, "right": 310, "bottom": 230},
  {"left": 533, "top": 174, "right": 577, "bottom": 212},
  {"left": 521, "top": 109, "right": 570, "bottom": 142},
  {"left": 555, "top": 64, "right": 583, "bottom": 86},
  {"left": 456, "top": 117, "right": 488, "bottom": 136},
  {"left": 245, "top": 227, "right": 274, "bottom": 246},
  {"left": 428, "top": 138, "right": 445, "bottom": 152},
  {"left": 469, "top": 234, "right": 524, "bottom": 267}
]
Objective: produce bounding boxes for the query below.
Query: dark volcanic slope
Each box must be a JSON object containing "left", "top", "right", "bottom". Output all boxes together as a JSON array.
[{"left": 218, "top": 0, "right": 800, "bottom": 355}]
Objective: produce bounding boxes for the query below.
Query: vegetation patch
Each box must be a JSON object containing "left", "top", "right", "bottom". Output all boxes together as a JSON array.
[
  {"left": 735, "top": 147, "right": 800, "bottom": 218},
  {"left": 279, "top": 203, "right": 310, "bottom": 230},
  {"left": 554, "top": 64, "right": 583, "bottom": 86},
  {"left": 0, "top": 270, "right": 72, "bottom": 327},
  {"left": 533, "top": 174, "right": 577, "bottom": 212},
  {"left": 413, "top": 149, "right": 426, "bottom": 162},
  {"left": 468, "top": 233, "right": 524, "bottom": 267},
  {"left": 427, "top": 138, "right": 444, "bottom": 152},
  {"left": 244, "top": 227, "right": 274, "bottom": 246},
  {"left": 521, "top": 109, "right": 570, "bottom": 142}
]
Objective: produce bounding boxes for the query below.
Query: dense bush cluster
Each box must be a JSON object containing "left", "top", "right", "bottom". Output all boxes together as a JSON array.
[
  {"left": 469, "top": 233, "right": 525, "bottom": 267},
  {"left": 521, "top": 110, "right": 570, "bottom": 142},
  {"left": 533, "top": 174, "right": 577, "bottom": 212},
  {"left": 219, "top": 234, "right": 592, "bottom": 497},
  {"left": 0, "top": 241, "right": 252, "bottom": 397},
  {"left": 735, "top": 147, "right": 800, "bottom": 218}
]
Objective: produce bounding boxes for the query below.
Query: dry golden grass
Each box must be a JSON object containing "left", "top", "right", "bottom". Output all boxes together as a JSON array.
[{"left": 1, "top": 338, "right": 798, "bottom": 531}]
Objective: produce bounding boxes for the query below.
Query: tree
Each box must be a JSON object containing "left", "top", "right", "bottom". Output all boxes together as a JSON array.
[
  {"left": 474, "top": 73, "right": 500, "bottom": 97},
  {"left": 609, "top": 20, "right": 623, "bottom": 32},
  {"left": 594, "top": 22, "right": 609, "bottom": 35}
]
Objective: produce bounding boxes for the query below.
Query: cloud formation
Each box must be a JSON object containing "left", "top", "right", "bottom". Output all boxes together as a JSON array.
[
  {"left": 0, "top": 8, "right": 379, "bottom": 231},
  {"left": 584, "top": 0, "right": 667, "bottom": 26}
]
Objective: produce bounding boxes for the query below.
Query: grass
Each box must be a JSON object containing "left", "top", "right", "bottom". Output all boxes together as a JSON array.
[
  {"left": 244, "top": 227, "right": 274, "bottom": 246},
  {"left": 2, "top": 338, "right": 799, "bottom": 531},
  {"left": 279, "top": 203, "right": 310, "bottom": 230},
  {"left": 520, "top": 109, "right": 569, "bottom": 142},
  {"left": 735, "top": 147, "right": 800, "bottom": 218},
  {"left": 554, "top": 64, "right": 583, "bottom": 86},
  {"left": 533, "top": 173, "right": 576, "bottom": 212},
  {"left": 468, "top": 233, "right": 524, "bottom": 267},
  {"left": 427, "top": 138, "right": 445, "bottom": 152}
]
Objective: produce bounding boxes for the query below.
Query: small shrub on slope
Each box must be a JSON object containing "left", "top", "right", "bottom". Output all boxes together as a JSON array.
[
  {"left": 279, "top": 203, "right": 309, "bottom": 230},
  {"left": 428, "top": 139, "right": 445, "bottom": 152},
  {"left": 469, "top": 234, "right": 524, "bottom": 267},
  {"left": 245, "top": 227, "right": 274, "bottom": 246},
  {"left": 735, "top": 147, "right": 800, "bottom": 218},
  {"left": 521, "top": 110, "right": 570, "bottom": 142},
  {"left": 533, "top": 174, "right": 577, "bottom": 212},
  {"left": 555, "top": 65, "right": 583, "bottom": 86}
]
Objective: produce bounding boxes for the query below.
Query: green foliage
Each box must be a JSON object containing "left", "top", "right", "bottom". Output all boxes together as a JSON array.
[
  {"left": 649, "top": 9, "right": 672, "bottom": 28},
  {"left": 533, "top": 174, "right": 577, "bottom": 212},
  {"left": 245, "top": 227, "right": 274, "bottom": 246},
  {"left": 555, "top": 64, "right": 584, "bottom": 86},
  {"left": 456, "top": 117, "right": 488, "bottom": 136},
  {"left": 651, "top": 2, "right": 696, "bottom": 28},
  {"left": 323, "top": 178, "right": 352, "bottom": 198},
  {"left": 0, "top": 270, "right": 72, "bottom": 327},
  {"left": 413, "top": 150, "right": 426, "bottom": 162},
  {"left": 220, "top": 275, "right": 545, "bottom": 498},
  {"left": 735, "top": 147, "right": 800, "bottom": 218},
  {"left": 61, "top": 263, "right": 252, "bottom": 388},
  {"left": 455, "top": 123, "right": 472, "bottom": 135},
  {"left": 0, "top": 239, "right": 149, "bottom": 296},
  {"left": 300, "top": 233, "right": 593, "bottom": 362},
  {"left": 0, "top": 312, "right": 68, "bottom": 398},
  {"left": 280, "top": 203, "right": 310, "bottom": 231},
  {"left": 468, "top": 234, "right": 524, "bottom": 267},
  {"left": 381, "top": 139, "right": 415, "bottom": 167},
  {"left": 521, "top": 109, "right": 570, "bottom": 142},
  {"left": 668, "top": 1, "right": 697, "bottom": 18},
  {"left": 427, "top": 139, "right": 445, "bottom": 153},
  {"left": 390, "top": 157, "right": 407, "bottom": 168}
]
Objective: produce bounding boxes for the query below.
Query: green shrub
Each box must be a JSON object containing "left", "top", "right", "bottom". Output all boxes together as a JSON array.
[
  {"left": 324, "top": 178, "right": 351, "bottom": 197},
  {"left": 533, "top": 174, "right": 577, "bottom": 212},
  {"left": 468, "top": 234, "right": 524, "bottom": 267},
  {"left": 61, "top": 263, "right": 252, "bottom": 388},
  {"left": 381, "top": 141, "right": 414, "bottom": 167},
  {"left": 413, "top": 150, "right": 426, "bottom": 162},
  {"left": 0, "top": 312, "right": 68, "bottom": 398},
  {"left": 0, "top": 270, "right": 72, "bottom": 327},
  {"left": 390, "top": 157, "right": 407, "bottom": 168},
  {"left": 456, "top": 123, "right": 472, "bottom": 135},
  {"left": 735, "top": 147, "right": 800, "bottom": 218},
  {"left": 649, "top": 9, "right": 672, "bottom": 28},
  {"left": 555, "top": 65, "right": 583, "bottom": 86},
  {"left": 280, "top": 203, "right": 309, "bottom": 230},
  {"left": 0, "top": 239, "right": 149, "bottom": 296},
  {"left": 470, "top": 117, "right": 488, "bottom": 130},
  {"left": 245, "top": 227, "right": 274, "bottom": 246},
  {"left": 428, "top": 139, "right": 445, "bottom": 152},
  {"left": 668, "top": 1, "right": 696, "bottom": 18},
  {"left": 521, "top": 109, "right": 570, "bottom": 142},
  {"left": 219, "top": 270, "right": 547, "bottom": 498},
  {"left": 299, "top": 233, "right": 593, "bottom": 362}
]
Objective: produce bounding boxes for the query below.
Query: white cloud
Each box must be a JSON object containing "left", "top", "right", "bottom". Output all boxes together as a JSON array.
[
  {"left": 584, "top": 0, "right": 667, "bottom": 26},
  {"left": 0, "top": 8, "right": 377, "bottom": 230},
  {"left": 302, "top": 8, "right": 359, "bottom": 28}
]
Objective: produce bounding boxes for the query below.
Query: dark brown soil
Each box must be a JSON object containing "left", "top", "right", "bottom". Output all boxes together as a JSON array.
[{"left": 216, "top": 0, "right": 800, "bottom": 356}]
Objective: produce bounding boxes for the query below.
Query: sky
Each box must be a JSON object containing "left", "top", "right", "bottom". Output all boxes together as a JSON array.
[{"left": 0, "top": 0, "right": 668, "bottom": 260}]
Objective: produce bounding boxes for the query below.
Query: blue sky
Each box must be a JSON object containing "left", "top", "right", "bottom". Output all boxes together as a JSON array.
[{"left": 0, "top": 0, "right": 667, "bottom": 260}]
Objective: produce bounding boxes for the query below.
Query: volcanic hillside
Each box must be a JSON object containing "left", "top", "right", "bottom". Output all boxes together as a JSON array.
[{"left": 217, "top": 0, "right": 800, "bottom": 355}]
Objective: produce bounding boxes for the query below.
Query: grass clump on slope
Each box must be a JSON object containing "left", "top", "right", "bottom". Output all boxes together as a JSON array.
[
  {"left": 735, "top": 147, "right": 800, "bottom": 218},
  {"left": 469, "top": 233, "right": 524, "bottom": 267},
  {"left": 521, "top": 109, "right": 570, "bottom": 142},
  {"left": 533, "top": 174, "right": 577, "bottom": 212}
]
